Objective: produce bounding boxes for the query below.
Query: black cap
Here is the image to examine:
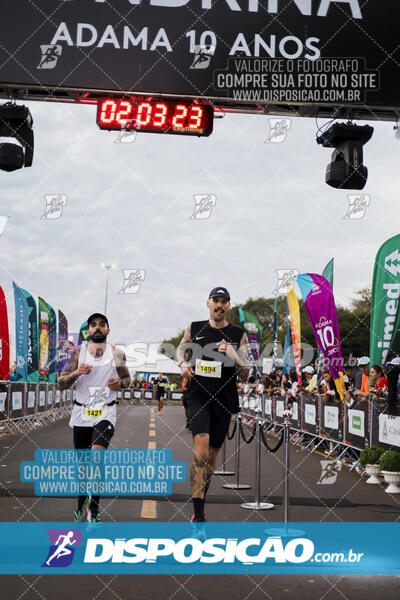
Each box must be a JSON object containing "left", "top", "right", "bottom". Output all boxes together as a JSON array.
[
  {"left": 87, "top": 313, "right": 109, "bottom": 327},
  {"left": 209, "top": 287, "right": 230, "bottom": 301}
]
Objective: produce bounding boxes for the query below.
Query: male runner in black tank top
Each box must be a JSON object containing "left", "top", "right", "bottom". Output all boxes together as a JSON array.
[{"left": 177, "top": 287, "right": 250, "bottom": 530}]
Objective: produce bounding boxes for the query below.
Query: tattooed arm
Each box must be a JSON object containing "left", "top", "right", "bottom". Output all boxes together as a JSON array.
[
  {"left": 112, "top": 346, "right": 131, "bottom": 389},
  {"left": 57, "top": 347, "right": 91, "bottom": 390}
]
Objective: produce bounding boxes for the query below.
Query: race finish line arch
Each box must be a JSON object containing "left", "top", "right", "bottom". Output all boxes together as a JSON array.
[{"left": 0, "top": 0, "right": 398, "bottom": 123}]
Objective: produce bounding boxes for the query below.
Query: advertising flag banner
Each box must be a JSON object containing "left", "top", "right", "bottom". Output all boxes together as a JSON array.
[
  {"left": 38, "top": 297, "right": 51, "bottom": 382},
  {"left": 286, "top": 285, "right": 302, "bottom": 385},
  {"left": 370, "top": 234, "right": 400, "bottom": 367},
  {"left": 238, "top": 307, "right": 263, "bottom": 376},
  {"left": 272, "top": 297, "right": 278, "bottom": 370},
  {"left": 322, "top": 258, "right": 334, "bottom": 287},
  {"left": 57, "top": 310, "right": 68, "bottom": 373},
  {"left": 0, "top": 217, "right": 8, "bottom": 238},
  {"left": 78, "top": 321, "right": 89, "bottom": 346},
  {"left": 13, "top": 282, "right": 29, "bottom": 381},
  {"left": 0, "top": 286, "right": 10, "bottom": 380},
  {"left": 282, "top": 297, "right": 291, "bottom": 375},
  {"left": 48, "top": 304, "right": 57, "bottom": 384},
  {"left": 297, "top": 273, "right": 345, "bottom": 400},
  {"left": 21, "top": 289, "right": 39, "bottom": 382}
]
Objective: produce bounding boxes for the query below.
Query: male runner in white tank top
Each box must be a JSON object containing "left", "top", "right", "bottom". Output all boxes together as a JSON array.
[{"left": 58, "top": 313, "right": 130, "bottom": 523}]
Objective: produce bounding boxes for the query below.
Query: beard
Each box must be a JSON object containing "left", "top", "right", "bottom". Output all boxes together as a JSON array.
[{"left": 91, "top": 331, "right": 107, "bottom": 343}]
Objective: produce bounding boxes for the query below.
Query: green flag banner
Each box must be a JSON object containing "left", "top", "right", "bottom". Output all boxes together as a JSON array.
[
  {"left": 370, "top": 234, "right": 400, "bottom": 366},
  {"left": 322, "top": 258, "right": 334, "bottom": 287},
  {"left": 21, "top": 289, "right": 39, "bottom": 382},
  {"left": 38, "top": 297, "right": 51, "bottom": 382}
]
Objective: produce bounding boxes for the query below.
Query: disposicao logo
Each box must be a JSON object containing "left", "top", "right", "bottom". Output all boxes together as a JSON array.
[
  {"left": 42, "top": 529, "right": 82, "bottom": 567},
  {"left": 352, "top": 416, "right": 361, "bottom": 430},
  {"left": 83, "top": 535, "right": 315, "bottom": 565}
]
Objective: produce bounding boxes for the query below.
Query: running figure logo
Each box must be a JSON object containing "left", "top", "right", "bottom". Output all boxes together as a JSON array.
[
  {"left": 264, "top": 118, "right": 292, "bottom": 143},
  {"left": 273, "top": 269, "right": 299, "bottom": 295},
  {"left": 41, "top": 195, "right": 67, "bottom": 219},
  {"left": 343, "top": 194, "right": 370, "bottom": 220},
  {"left": 42, "top": 529, "right": 82, "bottom": 567},
  {"left": 88, "top": 386, "right": 110, "bottom": 405},
  {"left": 119, "top": 269, "right": 146, "bottom": 294},
  {"left": 189, "top": 195, "right": 217, "bottom": 220},
  {"left": 115, "top": 119, "right": 139, "bottom": 144},
  {"left": 37, "top": 45, "right": 62, "bottom": 70},
  {"left": 190, "top": 45, "right": 215, "bottom": 70},
  {"left": 317, "top": 460, "right": 342, "bottom": 485}
]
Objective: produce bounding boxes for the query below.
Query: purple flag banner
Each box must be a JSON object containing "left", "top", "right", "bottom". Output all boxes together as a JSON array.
[{"left": 297, "top": 273, "right": 345, "bottom": 401}]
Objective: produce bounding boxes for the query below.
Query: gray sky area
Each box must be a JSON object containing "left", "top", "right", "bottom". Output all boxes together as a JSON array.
[{"left": 0, "top": 100, "right": 399, "bottom": 352}]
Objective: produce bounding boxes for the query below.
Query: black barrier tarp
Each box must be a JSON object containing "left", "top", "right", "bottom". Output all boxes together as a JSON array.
[
  {"left": 289, "top": 398, "right": 301, "bottom": 430},
  {"left": 37, "top": 384, "right": 47, "bottom": 412},
  {"left": 26, "top": 383, "right": 37, "bottom": 415},
  {"left": 0, "top": 382, "right": 9, "bottom": 421},
  {"left": 273, "top": 393, "right": 285, "bottom": 425},
  {"left": 319, "top": 397, "right": 343, "bottom": 443},
  {"left": 300, "top": 394, "right": 320, "bottom": 436},
  {"left": 263, "top": 394, "right": 273, "bottom": 423},
  {"left": 9, "top": 382, "right": 25, "bottom": 419},
  {"left": 132, "top": 389, "right": 143, "bottom": 402},
  {"left": 344, "top": 399, "right": 369, "bottom": 449},
  {"left": 46, "top": 385, "right": 54, "bottom": 410}
]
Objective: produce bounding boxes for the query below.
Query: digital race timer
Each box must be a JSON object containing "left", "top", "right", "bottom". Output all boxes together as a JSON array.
[{"left": 97, "top": 98, "right": 213, "bottom": 137}]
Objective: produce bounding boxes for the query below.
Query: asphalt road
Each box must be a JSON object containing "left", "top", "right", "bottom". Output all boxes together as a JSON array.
[{"left": 0, "top": 403, "right": 399, "bottom": 599}]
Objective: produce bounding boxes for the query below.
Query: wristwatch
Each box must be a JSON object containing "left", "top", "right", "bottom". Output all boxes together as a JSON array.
[{"left": 178, "top": 360, "right": 185, "bottom": 367}]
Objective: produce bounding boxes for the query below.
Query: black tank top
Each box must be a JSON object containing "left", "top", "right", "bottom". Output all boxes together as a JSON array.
[{"left": 188, "top": 320, "right": 245, "bottom": 411}]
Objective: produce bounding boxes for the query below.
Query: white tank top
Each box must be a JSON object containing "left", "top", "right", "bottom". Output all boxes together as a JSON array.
[{"left": 69, "top": 342, "right": 118, "bottom": 428}]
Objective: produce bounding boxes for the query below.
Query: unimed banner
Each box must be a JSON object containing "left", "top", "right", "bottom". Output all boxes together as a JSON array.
[
  {"left": 0, "top": 286, "right": 10, "bottom": 380},
  {"left": 0, "top": 2, "right": 398, "bottom": 116},
  {"left": 370, "top": 234, "right": 400, "bottom": 366}
]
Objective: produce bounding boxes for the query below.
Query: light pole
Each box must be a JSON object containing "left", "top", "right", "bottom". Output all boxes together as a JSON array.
[{"left": 101, "top": 263, "right": 116, "bottom": 315}]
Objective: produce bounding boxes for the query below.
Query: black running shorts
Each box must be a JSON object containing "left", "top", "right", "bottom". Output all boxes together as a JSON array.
[
  {"left": 73, "top": 420, "right": 115, "bottom": 449},
  {"left": 187, "top": 400, "right": 233, "bottom": 449}
]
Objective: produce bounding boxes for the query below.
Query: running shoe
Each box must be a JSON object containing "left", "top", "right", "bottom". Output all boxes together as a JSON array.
[
  {"left": 74, "top": 497, "right": 89, "bottom": 522},
  {"left": 191, "top": 514, "right": 207, "bottom": 542},
  {"left": 86, "top": 507, "right": 102, "bottom": 529}
]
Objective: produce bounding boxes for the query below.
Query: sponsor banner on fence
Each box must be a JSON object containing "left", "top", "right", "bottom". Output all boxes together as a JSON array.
[
  {"left": 348, "top": 409, "right": 365, "bottom": 437},
  {"left": 0, "top": 522, "right": 399, "bottom": 575},
  {"left": 378, "top": 414, "right": 400, "bottom": 448},
  {"left": 300, "top": 394, "right": 319, "bottom": 436}
]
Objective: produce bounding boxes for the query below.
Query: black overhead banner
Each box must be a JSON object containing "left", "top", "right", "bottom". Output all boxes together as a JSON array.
[{"left": 0, "top": 1, "right": 398, "bottom": 116}]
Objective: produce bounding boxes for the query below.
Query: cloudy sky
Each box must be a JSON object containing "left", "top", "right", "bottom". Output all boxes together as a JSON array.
[{"left": 0, "top": 99, "right": 399, "bottom": 355}]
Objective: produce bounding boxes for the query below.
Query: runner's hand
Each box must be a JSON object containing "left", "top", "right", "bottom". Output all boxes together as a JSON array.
[
  {"left": 76, "top": 364, "right": 92, "bottom": 376},
  {"left": 180, "top": 363, "right": 195, "bottom": 379},
  {"left": 216, "top": 340, "right": 237, "bottom": 360},
  {"left": 107, "top": 377, "right": 121, "bottom": 390}
]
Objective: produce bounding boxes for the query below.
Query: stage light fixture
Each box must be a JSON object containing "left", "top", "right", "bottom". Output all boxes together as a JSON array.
[
  {"left": 0, "top": 103, "right": 34, "bottom": 172},
  {"left": 317, "top": 121, "right": 373, "bottom": 190}
]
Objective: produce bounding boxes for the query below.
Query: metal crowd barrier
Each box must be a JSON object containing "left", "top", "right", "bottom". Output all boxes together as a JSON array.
[
  {"left": 239, "top": 391, "right": 400, "bottom": 453},
  {"left": 0, "top": 381, "right": 73, "bottom": 436}
]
